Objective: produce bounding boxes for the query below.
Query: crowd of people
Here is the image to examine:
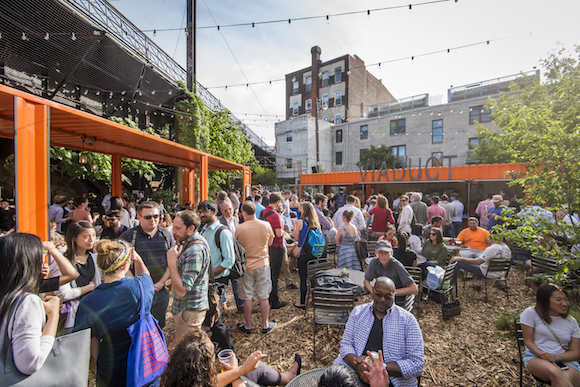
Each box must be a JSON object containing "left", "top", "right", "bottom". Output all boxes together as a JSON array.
[{"left": 0, "top": 184, "right": 579, "bottom": 387}]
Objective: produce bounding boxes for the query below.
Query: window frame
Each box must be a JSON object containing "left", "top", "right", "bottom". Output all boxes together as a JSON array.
[
  {"left": 305, "top": 76, "right": 312, "bottom": 92},
  {"left": 390, "top": 118, "right": 406, "bottom": 134},
  {"left": 390, "top": 145, "right": 406, "bottom": 158},
  {"left": 431, "top": 152, "right": 443, "bottom": 167},
  {"left": 322, "top": 93, "right": 329, "bottom": 108},
  {"left": 286, "top": 158, "right": 293, "bottom": 169},
  {"left": 322, "top": 71, "right": 329, "bottom": 87},
  {"left": 292, "top": 81, "right": 299, "bottom": 94},
  {"left": 336, "top": 129, "right": 343, "bottom": 143},
  {"left": 292, "top": 102, "right": 299, "bottom": 116},
  {"left": 469, "top": 105, "right": 491, "bottom": 124},
  {"left": 286, "top": 131, "right": 292, "bottom": 142},
  {"left": 360, "top": 125, "right": 369, "bottom": 140},
  {"left": 432, "top": 119, "right": 443, "bottom": 143},
  {"left": 336, "top": 151, "right": 343, "bottom": 165},
  {"left": 335, "top": 67, "right": 342, "bottom": 83},
  {"left": 305, "top": 99, "right": 312, "bottom": 112},
  {"left": 335, "top": 91, "right": 342, "bottom": 106},
  {"left": 334, "top": 113, "right": 342, "bottom": 124}
]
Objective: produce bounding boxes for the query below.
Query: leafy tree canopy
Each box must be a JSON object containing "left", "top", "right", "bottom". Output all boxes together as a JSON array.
[{"left": 357, "top": 145, "right": 395, "bottom": 168}]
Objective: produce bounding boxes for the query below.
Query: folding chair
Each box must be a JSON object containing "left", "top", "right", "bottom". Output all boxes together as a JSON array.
[
  {"left": 514, "top": 316, "right": 550, "bottom": 387},
  {"left": 527, "top": 256, "right": 558, "bottom": 294},
  {"left": 304, "top": 258, "right": 334, "bottom": 313},
  {"left": 312, "top": 288, "right": 355, "bottom": 361},
  {"left": 484, "top": 258, "right": 511, "bottom": 302}
]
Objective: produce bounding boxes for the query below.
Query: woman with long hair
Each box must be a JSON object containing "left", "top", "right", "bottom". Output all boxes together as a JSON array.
[
  {"left": 335, "top": 210, "right": 362, "bottom": 271},
  {"left": 293, "top": 201, "right": 322, "bottom": 310},
  {"left": 378, "top": 225, "right": 399, "bottom": 249},
  {"left": 0, "top": 233, "right": 60, "bottom": 375},
  {"left": 56, "top": 221, "right": 101, "bottom": 332},
  {"left": 367, "top": 195, "right": 395, "bottom": 240},
  {"left": 521, "top": 284, "right": 580, "bottom": 387},
  {"left": 161, "top": 330, "right": 300, "bottom": 387},
  {"left": 73, "top": 239, "right": 153, "bottom": 387},
  {"left": 421, "top": 227, "right": 448, "bottom": 267},
  {"left": 393, "top": 232, "right": 417, "bottom": 267},
  {"left": 290, "top": 195, "right": 301, "bottom": 219}
]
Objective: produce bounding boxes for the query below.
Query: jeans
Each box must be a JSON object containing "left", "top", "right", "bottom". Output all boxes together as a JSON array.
[
  {"left": 456, "top": 260, "right": 484, "bottom": 280},
  {"left": 452, "top": 222, "right": 463, "bottom": 238},
  {"left": 268, "top": 246, "right": 284, "bottom": 305},
  {"left": 211, "top": 277, "right": 235, "bottom": 352},
  {"left": 222, "top": 277, "right": 243, "bottom": 309},
  {"left": 298, "top": 254, "right": 309, "bottom": 304},
  {"left": 419, "top": 261, "right": 436, "bottom": 280},
  {"left": 151, "top": 289, "right": 170, "bottom": 329}
]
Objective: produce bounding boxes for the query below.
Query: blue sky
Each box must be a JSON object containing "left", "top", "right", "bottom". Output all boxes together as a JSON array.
[{"left": 111, "top": 0, "right": 580, "bottom": 145}]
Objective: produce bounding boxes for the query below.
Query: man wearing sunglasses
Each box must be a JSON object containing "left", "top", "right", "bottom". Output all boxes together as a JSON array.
[
  {"left": 100, "top": 210, "right": 128, "bottom": 240},
  {"left": 335, "top": 276, "right": 424, "bottom": 386},
  {"left": 121, "top": 201, "right": 175, "bottom": 328}
]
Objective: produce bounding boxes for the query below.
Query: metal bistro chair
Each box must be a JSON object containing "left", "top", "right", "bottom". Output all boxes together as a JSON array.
[
  {"left": 304, "top": 258, "right": 334, "bottom": 313},
  {"left": 405, "top": 266, "right": 422, "bottom": 287},
  {"left": 483, "top": 258, "right": 511, "bottom": 302},
  {"left": 527, "top": 256, "right": 558, "bottom": 294},
  {"left": 403, "top": 294, "right": 416, "bottom": 313},
  {"left": 514, "top": 316, "right": 550, "bottom": 387},
  {"left": 312, "top": 288, "right": 355, "bottom": 361},
  {"left": 420, "top": 261, "right": 458, "bottom": 314}
]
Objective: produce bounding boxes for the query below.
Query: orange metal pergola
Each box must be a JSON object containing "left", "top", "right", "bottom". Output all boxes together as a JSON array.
[{"left": 0, "top": 84, "right": 251, "bottom": 241}]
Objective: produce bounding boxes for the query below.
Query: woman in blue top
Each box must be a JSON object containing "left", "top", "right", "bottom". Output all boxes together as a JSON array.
[
  {"left": 74, "top": 239, "right": 153, "bottom": 387},
  {"left": 293, "top": 202, "right": 322, "bottom": 310}
]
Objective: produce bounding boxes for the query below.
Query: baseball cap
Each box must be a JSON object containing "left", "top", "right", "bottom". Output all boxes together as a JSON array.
[
  {"left": 376, "top": 240, "right": 393, "bottom": 252},
  {"left": 492, "top": 195, "right": 503, "bottom": 202}
]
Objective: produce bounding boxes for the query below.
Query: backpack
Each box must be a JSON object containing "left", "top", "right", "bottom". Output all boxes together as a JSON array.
[
  {"left": 259, "top": 210, "right": 276, "bottom": 221},
  {"left": 303, "top": 227, "right": 328, "bottom": 259},
  {"left": 215, "top": 226, "right": 246, "bottom": 280}
]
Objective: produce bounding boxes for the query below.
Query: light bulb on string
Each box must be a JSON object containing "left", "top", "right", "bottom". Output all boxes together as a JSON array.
[
  {"left": 252, "top": 22, "right": 255, "bottom": 30},
  {"left": 96, "top": 90, "right": 100, "bottom": 95},
  {"left": 367, "top": 10, "right": 371, "bottom": 19},
  {"left": 326, "top": 15, "right": 329, "bottom": 24},
  {"left": 21, "top": 32, "right": 28, "bottom": 41},
  {"left": 151, "top": 90, "right": 156, "bottom": 95},
  {"left": 71, "top": 32, "right": 77, "bottom": 41},
  {"left": 153, "top": 29, "right": 156, "bottom": 36},
  {"left": 44, "top": 33, "right": 49, "bottom": 40}
]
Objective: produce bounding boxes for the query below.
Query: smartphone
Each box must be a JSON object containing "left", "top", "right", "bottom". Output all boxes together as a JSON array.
[{"left": 555, "top": 360, "right": 569, "bottom": 370}]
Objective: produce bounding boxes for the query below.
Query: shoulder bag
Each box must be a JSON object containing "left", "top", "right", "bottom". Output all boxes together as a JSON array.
[
  {"left": 536, "top": 308, "right": 570, "bottom": 351},
  {"left": 0, "top": 296, "right": 91, "bottom": 387}
]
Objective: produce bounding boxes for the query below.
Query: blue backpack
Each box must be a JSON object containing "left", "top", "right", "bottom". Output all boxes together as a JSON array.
[{"left": 304, "top": 228, "right": 327, "bottom": 259}]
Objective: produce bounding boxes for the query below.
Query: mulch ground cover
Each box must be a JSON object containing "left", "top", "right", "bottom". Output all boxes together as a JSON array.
[{"left": 163, "top": 265, "right": 567, "bottom": 386}]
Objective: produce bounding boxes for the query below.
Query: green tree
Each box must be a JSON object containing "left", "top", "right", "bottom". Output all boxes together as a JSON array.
[
  {"left": 475, "top": 45, "right": 580, "bottom": 282},
  {"left": 251, "top": 165, "right": 277, "bottom": 187},
  {"left": 176, "top": 83, "right": 256, "bottom": 194},
  {"left": 357, "top": 145, "right": 395, "bottom": 168}
]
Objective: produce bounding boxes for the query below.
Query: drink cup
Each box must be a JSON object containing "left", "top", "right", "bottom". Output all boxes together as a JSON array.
[
  {"left": 455, "top": 240, "right": 462, "bottom": 248},
  {"left": 218, "top": 349, "right": 234, "bottom": 372}
]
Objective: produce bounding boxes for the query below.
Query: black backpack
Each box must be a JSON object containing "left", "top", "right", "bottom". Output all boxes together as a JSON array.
[{"left": 215, "top": 226, "right": 246, "bottom": 280}]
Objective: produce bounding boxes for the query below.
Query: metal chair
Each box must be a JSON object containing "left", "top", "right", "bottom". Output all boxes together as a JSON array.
[
  {"left": 403, "top": 294, "right": 416, "bottom": 312},
  {"left": 483, "top": 258, "right": 511, "bottom": 302},
  {"left": 404, "top": 266, "right": 422, "bottom": 286},
  {"left": 312, "top": 288, "right": 355, "bottom": 361},
  {"left": 420, "top": 261, "right": 458, "bottom": 316},
  {"left": 514, "top": 316, "right": 550, "bottom": 386},
  {"left": 527, "top": 256, "right": 558, "bottom": 294},
  {"left": 304, "top": 258, "right": 334, "bottom": 313}
]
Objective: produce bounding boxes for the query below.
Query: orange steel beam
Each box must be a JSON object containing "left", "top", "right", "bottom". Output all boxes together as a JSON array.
[
  {"left": 111, "top": 154, "right": 123, "bottom": 198},
  {"left": 181, "top": 168, "right": 195, "bottom": 205},
  {"left": 242, "top": 167, "right": 251, "bottom": 200},
  {"left": 200, "top": 155, "right": 208, "bottom": 201},
  {"left": 14, "top": 97, "right": 49, "bottom": 240}
]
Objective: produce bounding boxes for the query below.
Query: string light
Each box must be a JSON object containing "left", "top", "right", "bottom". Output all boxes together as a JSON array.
[
  {"left": 44, "top": 33, "right": 49, "bottom": 40},
  {"left": 326, "top": 15, "right": 330, "bottom": 24},
  {"left": 71, "top": 32, "right": 77, "bottom": 41},
  {"left": 21, "top": 32, "right": 28, "bottom": 41},
  {"left": 367, "top": 10, "right": 371, "bottom": 19}
]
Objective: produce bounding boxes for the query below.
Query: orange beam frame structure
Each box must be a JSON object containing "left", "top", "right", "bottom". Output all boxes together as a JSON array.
[
  {"left": 14, "top": 97, "right": 50, "bottom": 240},
  {"left": 111, "top": 154, "right": 123, "bottom": 198}
]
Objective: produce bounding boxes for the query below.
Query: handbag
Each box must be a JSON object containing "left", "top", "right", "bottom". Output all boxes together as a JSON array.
[
  {"left": 126, "top": 277, "right": 169, "bottom": 387},
  {"left": 442, "top": 299, "right": 461, "bottom": 320},
  {"left": 202, "top": 258, "right": 225, "bottom": 328},
  {"left": 0, "top": 296, "right": 91, "bottom": 387}
]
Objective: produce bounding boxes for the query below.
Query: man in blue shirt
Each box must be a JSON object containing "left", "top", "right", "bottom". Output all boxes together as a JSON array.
[
  {"left": 487, "top": 195, "right": 508, "bottom": 231},
  {"left": 198, "top": 200, "right": 235, "bottom": 352}
]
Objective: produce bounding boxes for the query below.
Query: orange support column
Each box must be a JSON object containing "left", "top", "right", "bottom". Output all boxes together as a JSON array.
[
  {"left": 111, "top": 154, "right": 123, "bottom": 198},
  {"left": 242, "top": 167, "right": 251, "bottom": 199},
  {"left": 14, "top": 97, "right": 50, "bottom": 240},
  {"left": 200, "top": 155, "right": 208, "bottom": 201},
  {"left": 181, "top": 168, "right": 195, "bottom": 205}
]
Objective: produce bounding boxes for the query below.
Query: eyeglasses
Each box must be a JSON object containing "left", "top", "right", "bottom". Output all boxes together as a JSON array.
[
  {"left": 400, "top": 199, "right": 408, "bottom": 202},
  {"left": 143, "top": 214, "right": 160, "bottom": 220}
]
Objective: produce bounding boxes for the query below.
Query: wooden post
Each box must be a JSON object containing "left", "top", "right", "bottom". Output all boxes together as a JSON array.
[{"left": 112, "top": 154, "right": 123, "bottom": 198}]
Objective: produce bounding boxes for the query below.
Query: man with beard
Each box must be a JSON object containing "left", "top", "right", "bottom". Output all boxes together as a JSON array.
[
  {"left": 335, "top": 277, "right": 424, "bottom": 387},
  {"left": 166, "top": 210, "right": 210, "bottom": 343}
]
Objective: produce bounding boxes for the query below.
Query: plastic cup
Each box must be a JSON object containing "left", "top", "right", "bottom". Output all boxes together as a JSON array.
[
  {"left": 455, "top": 240, "right": 462, "bottom": 247},
  {"left": 218, "top": 349, "right": 234, "bottom": 372}
]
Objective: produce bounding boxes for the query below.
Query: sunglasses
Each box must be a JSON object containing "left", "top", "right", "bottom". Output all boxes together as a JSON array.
[
  {"left": 430, "top": 233, "right": 437, "bottom": 236},
  {"left": 68, "top": 202, "right": 74, "bottom": 205},
  {"left": 143, "top": 214, "right": 160, "bottom": 220}
]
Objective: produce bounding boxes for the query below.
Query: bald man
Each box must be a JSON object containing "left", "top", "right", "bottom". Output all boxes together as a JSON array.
[{"left": 335, "top": 277, "right": 424, "bottom": 386}]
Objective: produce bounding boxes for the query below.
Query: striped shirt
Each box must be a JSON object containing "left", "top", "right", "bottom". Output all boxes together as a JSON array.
[
  {"left": 335, "top": 303, "right": 424, "bottom": 387},
  {"left": 172, "top": 232, "right": 210, "bottom": 314}
]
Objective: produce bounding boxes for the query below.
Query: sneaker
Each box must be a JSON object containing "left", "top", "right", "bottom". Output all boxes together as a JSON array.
[
  {"left": 270, "top": 301, "right": 289, "bottom": 309},
  {"left": 422, "top": 294, "right": 429, "bottom": 301},
  {"left": 262, "top": 321, "right": 277, "bottom": 334},
  {"left": 236, "top": 323, "right": 252, "bottom": 335},
  {"left": 287, "top": 283, "right": 299, "bottom": 290}
]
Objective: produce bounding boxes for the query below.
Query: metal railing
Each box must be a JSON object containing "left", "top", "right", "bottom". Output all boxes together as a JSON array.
[
  {"left": 448, "top": 70, "right": 539, "bottom": 102},
  {"left": 367, "top": 94, "right": 429, "bottom": 117}
]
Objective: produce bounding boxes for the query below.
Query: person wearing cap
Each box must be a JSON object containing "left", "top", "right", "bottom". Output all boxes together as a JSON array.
[
  {"left": 364, "top": 240, "right": 418, "bottom": 307},
  {"left": 487, "top": 195, "right": 508, "bottom": 231}
]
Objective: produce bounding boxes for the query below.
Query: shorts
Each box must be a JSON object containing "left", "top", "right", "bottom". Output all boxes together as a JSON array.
[
  {"left": 173, "top": 309, "right": 207, "bottom": 343},
  {"left": 524, "top": 349, "right": 580, "bottom": 372},
  {"left": 238, "top": 265, "right": 272, "bottom": 300}
]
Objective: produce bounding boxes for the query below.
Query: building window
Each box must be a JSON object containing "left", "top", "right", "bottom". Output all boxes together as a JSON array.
[
  {"left": 286, "top": 158, "right": 293, "bottom": 169},
  {"left": 322, "top": 116, "right": 329, "bottom": 121},
  {"left": 336, "top": 129, "right": 343, "bottom": 143},
  {"left": 431, "top": 152, "right": 443, "bottom": 167},
  {"left": 390, "top": 145, "right": 406, "bottom": 158},
  {"left": 335, "top": 67, "right": 342, "bottom": 83},
  {"left": 322, "top": 93, "right": 329, "bottom": 108},
  {"left": 360, "top": 125, "right": 368, "bottom": 139},
  {"left": 322, "top": 71, "right": 329, "bottom": 87},
  {"left": 336, "top": 151, "right": 343, "bottom": 165},
  {"left": 305, "top": 76, "right": 312, "bottom": 92},
  {"left": 469, "top": 105, "right": 491, "bottom": 124},
  {"left": 390, "top": 118, "right": 406, "bottom": 134},
  {"left": 305, "top": 99, "right": 312, "bottom": 112},
  {"left": 286, "top": 131, "right": 292, "bottom": 142},
  {"left": 432, "top": 119, "right": 443, "bottom": 143},
  {"left": 335, "top": 91, "right": 342, "bottom": 106},
  {"left": 468, "top": 137, "right": 480, "bottom": 147},
  {"left": 293, "top": 102, "right": 299, "bottom": 116},
  {"left": 293, "top": 81, "right": 299, "bottom": 94},
  {"left": 335, "top": 114, "right": 342, "bottom": 124}
]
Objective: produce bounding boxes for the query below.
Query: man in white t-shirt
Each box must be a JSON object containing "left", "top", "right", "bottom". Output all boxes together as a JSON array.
[
  {"left": 449, "top": 237, "right": 511, "bottom": 290},
  {"left": 397, "top": 195, "right": 414, "bottom": 234}
]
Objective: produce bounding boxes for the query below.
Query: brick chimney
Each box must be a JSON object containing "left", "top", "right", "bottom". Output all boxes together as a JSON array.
[{"left": 311, "top": 46, "right": 321, "bottom": 118}]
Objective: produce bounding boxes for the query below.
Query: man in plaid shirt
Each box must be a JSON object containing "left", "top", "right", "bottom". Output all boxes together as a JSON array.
[
  {"left": 335, "top": 277, "right": 424, "bottom": 386},
  {"left": 166, "top": 210, "right": 210, "bottom": 343}
]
